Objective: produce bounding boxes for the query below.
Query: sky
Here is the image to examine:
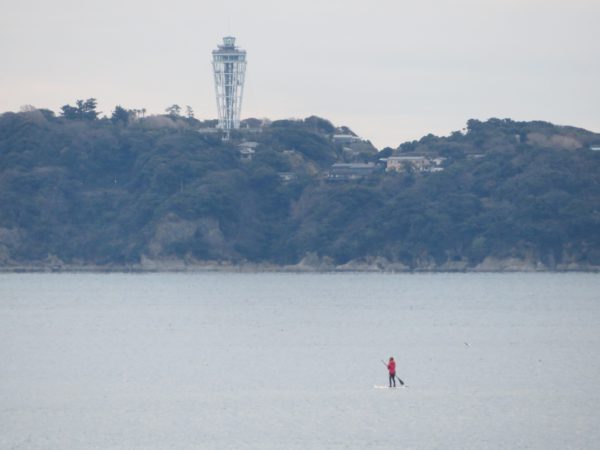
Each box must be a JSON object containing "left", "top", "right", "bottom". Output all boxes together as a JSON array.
[{"left": 1, "top": 0, "right": 599, "bottom": 148}]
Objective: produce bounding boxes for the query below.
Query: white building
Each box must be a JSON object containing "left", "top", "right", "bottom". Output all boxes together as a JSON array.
[
  {"left": 333, "top": 134, "right": 362, "bottom": 145},
  {"left": 238, "top": 141, "right": 258, "bottom": 161},
  {"left": 386, "top": 155, "right": 446, "bottom": 172}
]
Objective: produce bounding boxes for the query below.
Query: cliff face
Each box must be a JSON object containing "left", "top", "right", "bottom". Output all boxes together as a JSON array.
[{"left": 1, "top": 112, "right": 599, "bottom": 271}]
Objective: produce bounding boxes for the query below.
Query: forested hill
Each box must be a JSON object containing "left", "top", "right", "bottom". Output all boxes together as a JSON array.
[{"left": 1, "top": 107, "right": 599, "bottom": 271}]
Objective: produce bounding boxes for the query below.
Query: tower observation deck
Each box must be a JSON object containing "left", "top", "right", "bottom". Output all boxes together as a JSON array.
[{"left": 212, "top": 36, "right": 247, "bottom": 136}]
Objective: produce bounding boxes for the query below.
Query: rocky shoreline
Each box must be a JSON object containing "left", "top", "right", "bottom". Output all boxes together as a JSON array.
[{"left": 1, "top": 253, "right": 598, "bottom": 273}]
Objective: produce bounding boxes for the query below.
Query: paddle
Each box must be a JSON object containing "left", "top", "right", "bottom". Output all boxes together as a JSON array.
[{"left": 381, "top": 359, "right": 405, "bottom": 386}]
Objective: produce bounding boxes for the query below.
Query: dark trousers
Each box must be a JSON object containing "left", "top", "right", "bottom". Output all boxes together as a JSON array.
[{"left": 389, "top": 373, "right": 396, "bottom": 387}]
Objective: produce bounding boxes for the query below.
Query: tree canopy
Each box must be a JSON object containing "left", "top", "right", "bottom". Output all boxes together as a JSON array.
[
  {"left": 60, "top": 98, "right": 99, "bottom": 121},
  {"left": 0, "top": 110, "right": 599, "bottom": 270}
]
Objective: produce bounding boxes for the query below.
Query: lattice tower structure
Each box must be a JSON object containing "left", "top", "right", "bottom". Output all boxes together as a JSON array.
[{"left": 212, "top": 36, "right": 247, "bottom": 134}]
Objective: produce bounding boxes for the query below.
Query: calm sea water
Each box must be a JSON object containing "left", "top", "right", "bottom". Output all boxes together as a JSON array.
[{"left": 0, "top": 273, "right": 599, "bottom": 449}]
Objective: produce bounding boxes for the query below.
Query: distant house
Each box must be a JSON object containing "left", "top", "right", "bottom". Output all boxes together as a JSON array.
[
  {"left": 342, "top": 146, "right": 360, "bottom": 157},
  {"left": 239, "top": 147, "right": 255, "bottom": 161},
  {"left": 238, "top": 141, "right": 259, "bottom": 161},
  {"left": 327, "top": 163, "right": 378, "bottom": 181},
  {"left": 386, "top": 155, "right": 445, "bottom": 173},
  {"left": 197, "top": 128, "right": 220, "bottom": 135},
  {"left": 386, "top": 156, "right": 428, "bottom": 172},
  {"left": 278, "top": 172, "right": 297, "bottom": 182}
]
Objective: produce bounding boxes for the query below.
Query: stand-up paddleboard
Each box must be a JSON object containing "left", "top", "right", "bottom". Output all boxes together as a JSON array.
[{"left": 374, "top": 385, "right": 405, "bottom": 389}]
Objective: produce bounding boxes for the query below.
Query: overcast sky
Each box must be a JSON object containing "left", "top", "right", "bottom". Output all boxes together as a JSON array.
[{"left": 1, "top": 0, "right": 599, "bottom": 148}]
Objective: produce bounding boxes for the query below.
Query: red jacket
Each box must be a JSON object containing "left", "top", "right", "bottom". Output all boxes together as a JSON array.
[{"left": 388, "top": 360, "right": 396, "bottom": 374}]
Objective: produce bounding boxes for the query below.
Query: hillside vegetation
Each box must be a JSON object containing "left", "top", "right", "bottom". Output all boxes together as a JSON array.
[{"left": 1, "top": 106, "right": 599, "bottom": 271}]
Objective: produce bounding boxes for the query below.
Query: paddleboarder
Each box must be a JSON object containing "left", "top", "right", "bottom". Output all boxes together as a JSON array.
[{"left": 387, "top": 357, "right": 396, "bottom": 387}]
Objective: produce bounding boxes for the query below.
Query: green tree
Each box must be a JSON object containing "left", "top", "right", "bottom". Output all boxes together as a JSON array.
[
  {"left": 60, "top": 98, "right": 99, "bottom": 120},
  {"left": 185, "top": 106, "right": 194, "bottom": 119},
  {"left": 165, "top": 104, "right": 181, "bottom": 117},
  {"left": 60, "top": 104, "right": 79, "bottom": 120},
  {"left": 76, "top": 98, "right": 99, "bottom": 120},
  {"left": 111, "top": 105, "right": 131, "bottom": 125}
]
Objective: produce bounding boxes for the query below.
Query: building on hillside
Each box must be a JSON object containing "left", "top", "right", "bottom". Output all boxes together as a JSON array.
[
  {"left": 278, "top": 172, "right": 297, "bottom": 183},
  {"left": 386, "top": 156, "right": 428, "bottom": 172},
  {"left": 333, "top": 134, "right": 362, "bottom": 145},
  {"left": 385, "top": 155, "right": 446, "bottom": 173},
  {"left": 238, "top": 141, "right": 258, "bottom": 161}
]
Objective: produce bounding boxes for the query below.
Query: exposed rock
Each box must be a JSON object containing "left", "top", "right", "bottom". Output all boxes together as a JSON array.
[
  {"left": 437, "top": 259, "right": 469, "bottom": 271},
  {"left": 146, "top": 214, "right": 228, "bottom": 259},
  {"left": 335, "top": 256, "right": 409, "bottom": 272},
  {"left": 474, "top": 256, "right": 542, "bottom": 272},
  {"left": 147, "top": 214, "right": 197, "bottom": 257},
  {"left": 44, "top": 254, "right": 65, "bottom": 270},
  {"left": 335, "top": 259, "right": 381, "bottom": 272},
  {"left": 139, "top": 255, "right": 188, "bottom": 271},
  {"left": 294, "top": 252, "right": 335, "bottom": 271},
  {"left": 196, "top": 218, "right": 226, "bottom": 250}
]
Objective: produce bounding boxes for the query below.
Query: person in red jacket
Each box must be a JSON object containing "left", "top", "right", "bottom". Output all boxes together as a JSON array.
[{"left": 387, "top": 357, "right": 396, "bottom": 387}]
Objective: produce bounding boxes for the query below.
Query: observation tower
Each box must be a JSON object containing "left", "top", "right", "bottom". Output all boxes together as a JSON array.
[{"left": 212, "top": 36, "right": 247, "bottom": 137}]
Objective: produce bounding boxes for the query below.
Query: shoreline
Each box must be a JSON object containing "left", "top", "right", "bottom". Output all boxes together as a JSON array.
[{"left": 1, "top": 256, "right": 599, "bottom": 274}]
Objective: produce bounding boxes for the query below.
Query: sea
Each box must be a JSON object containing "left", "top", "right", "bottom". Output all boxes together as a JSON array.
[{"left": 1, "top": 272, "right": 599, "bottom": 449}]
